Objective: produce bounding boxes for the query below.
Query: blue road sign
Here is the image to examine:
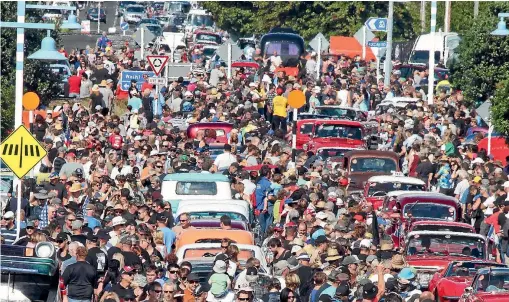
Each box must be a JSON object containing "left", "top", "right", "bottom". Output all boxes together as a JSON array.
[
  {"left": 367, "top": 41, "right": 387, "bottom": 48},
  {"left": 365, "top": 17, "right": 388, "bottom": 31},
  {"left": 120, "top": 71, "right": 155, "bottom": 91},
  {"left": 120, "top": 22, "right": 129, "bottom": 31}
]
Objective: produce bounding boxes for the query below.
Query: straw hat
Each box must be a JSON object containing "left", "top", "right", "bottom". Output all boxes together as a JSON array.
[
  {"left": 69, "top": 183, "right": 82, "bottom": 193},
  {"left": 99, "top": 80, "right": 108, "bottom": 87},
  {"left": 92, "top": 84, "right": 100, "bottom": 92},
  {"left": 391, "top": 254, "right": 407, "bottom": 269},
  {"left": 380, "top": 241, "right": 394, "bottom": 251},
  {"left": 325, "top": 248, "right": 341, "bottom": 261}
]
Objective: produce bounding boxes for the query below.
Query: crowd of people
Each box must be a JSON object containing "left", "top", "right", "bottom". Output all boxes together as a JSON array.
[{"left": 2, "top": 26, "right": 509, "bottom": 302}]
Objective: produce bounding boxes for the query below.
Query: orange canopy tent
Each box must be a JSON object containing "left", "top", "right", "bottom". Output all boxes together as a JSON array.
[{"left": 329, "top": 36, "right": 377, "bottom": 61}]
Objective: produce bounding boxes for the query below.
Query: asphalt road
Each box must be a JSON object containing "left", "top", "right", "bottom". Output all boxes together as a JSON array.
[{"left": 62, "top": 1, "right": 135, "bottom": 51}]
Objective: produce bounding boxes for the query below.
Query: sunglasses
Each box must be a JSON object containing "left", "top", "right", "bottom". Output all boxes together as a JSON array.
[
  {"left": 68, "top": 219, "right": 76, "bottom": 222},
  {"left": 26, "top": 226, "right": 34, "bottom": 230},
  {"left": 153, "top": 289, "right": 162, "bottom": 293},
  {"left": 156, "top": 165, "right": 163, "bottom": 168},
  {"left": 221, "top": 245, "right": 229, "bottom": 249},
  {"left": 238, "top": 298, "right": 250, "bottom": 301},
  {"left": 164, "top": 290, "right": 174, "bottom": 294},
  {"left": 180, "top": 219, "right": 188, "bottom": 223},
  {"left": 169, "top": 270, "right": 179, "bottom": 274},
  {"left": 188, "top": 280, "right": 198, "bottom": 284}
]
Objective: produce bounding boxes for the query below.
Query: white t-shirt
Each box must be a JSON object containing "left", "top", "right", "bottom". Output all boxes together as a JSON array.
[
  {"left": 242, "top": 179, "right": 256, "bottom": 195},
  {"left": 483, "top": 196, "right": 495, "bottom": 216},
  {"left": 337, "top": 89, "right": 349, "bottom": 107},
  {"left": 454, "top": 179, "right": 469, "bottom": 197},
  {"left": 214, "top": 152, "right": 237, "bottom": 171}
]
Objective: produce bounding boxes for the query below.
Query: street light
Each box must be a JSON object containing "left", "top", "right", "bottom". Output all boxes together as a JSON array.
[
  {"left": 28, "top": 32, "right": 67, "bottom": 60},
  {"left": 61, "top": 12, "right": 82, "bottom": 30},
  {"left": 491, "top": 13, "right": 509, "bottom": 36}
]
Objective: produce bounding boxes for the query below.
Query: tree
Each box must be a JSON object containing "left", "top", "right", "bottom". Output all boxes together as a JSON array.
[
  {"left": 491, "top": 77, "right": 509, "bottom": 135},
  {"left": 0, "top": 2, "right": 63, "bottom": 138}
]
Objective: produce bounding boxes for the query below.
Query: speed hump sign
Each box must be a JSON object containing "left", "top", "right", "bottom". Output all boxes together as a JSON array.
[{"left": 288, "top": 90, "right": 306, "bottom": 109}]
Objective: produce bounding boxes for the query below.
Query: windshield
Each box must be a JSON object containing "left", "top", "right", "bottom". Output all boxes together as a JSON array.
[
  {"left": 183, "top": 249, "right": 254, "bottom": 260},
  {"left": 145, "top": 26, "right": 162, "bottom": 35},
  {"left": 191, "top": 15, "right": 214, "bottom": 27},
  {"left": 317, "top": 149, "right": 353, "bottom": 160},
  {"left": 120, "top": 1, "right": 136, "bottom": 8},
  {"left": 188, "top": 212, "right": 246, "bottom": 221},
  {"left": 169, "top": 3, "right": 190, "bottom": 14},
  {"left": 412, "top": 224, "right": 473, "bottom": 233},
  {"left": 447, "top": 262, "right": 502, "bottom": 278},
  {"left": 316, "top": 108, "right": 365, "bottom": 120},
  {"left": 88, "top": 8, "right": 105, "bottom": 14},
  {"left": 140, "top": 19, "right": 158, "bottom": 25},
  {"left": 406, "top": 234, "right": 485, "bottom": 259},
  {"left": 475, "top": 272, "right": 509, "bottom": 292},
  {"left": 368, "top": 182, "right": 425, "bottom": 196},
  {"left": 403, "top": 202, "right": 456, "bottom": 221},
  {"left": 411, "top": 50, "right": 441, "bottom": 65},
  {"left": 315, "top": 124, "right": 363, "bottom": 140},
  {"left": 203, "top": 48, "right": 217, "bottom": 57},
  {"left": 176, "top": 181, "right": 217, "bottom": 195},
  {"left": 349, "top": 157, "right": 397, "bottom": 173},
  {"left": 196, "top": 33, "right": 221, "bottom": 44},
  {"left": 264, "top": 41, "right": 302, "bottom": 57},
  {"left": 126, "top": 6, "right": 144, "bottom": 13}
]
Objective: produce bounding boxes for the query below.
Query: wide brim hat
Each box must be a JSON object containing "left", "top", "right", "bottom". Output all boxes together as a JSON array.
[
  {"left": 111, "top": 216, "right": 126, "bottom": 227},
  {"left": 69, "top": 183, "right": 83, "bottom": 193},
  {"left": 325, "top": 248, "right": 341, "bottom": 261}
]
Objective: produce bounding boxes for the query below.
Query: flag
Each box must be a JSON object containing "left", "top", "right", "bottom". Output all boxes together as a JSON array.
[{"left": 372, "top": 210, "right": 380, "bottom": 246}]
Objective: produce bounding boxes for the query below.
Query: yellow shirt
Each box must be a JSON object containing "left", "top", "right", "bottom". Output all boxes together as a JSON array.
[{"left": 273, "top": 95, "right": 288, "bottom": 118}]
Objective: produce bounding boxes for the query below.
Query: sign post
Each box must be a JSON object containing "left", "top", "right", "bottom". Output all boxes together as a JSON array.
[
  {"left": 140, "top": 27, "right": 145, "bottom": 60},
  {"left": 288, "top": 90, "right": 306, "bottom": 167},
  {"left": 317, "top": 37, "right": 321, "bottom": 79},
  {"left": 97, "top": 1, "right": 101, "bottom": 34},
  {"left": 362, "top": 26, "right": 367, "bottom": 60},
  {"left": 120, "top": 19, "right": 128, "bottom": 36}
]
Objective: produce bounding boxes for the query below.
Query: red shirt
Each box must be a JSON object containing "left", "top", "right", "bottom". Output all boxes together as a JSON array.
[
  {"left": 141, "top": 81, "right": 153, "bottom": 93},
  {"left": 68, "top": 75, "right": 82, "bottom": 93},
  {"left": 108, "top": 134, "right": 123, "bottom": 150}
]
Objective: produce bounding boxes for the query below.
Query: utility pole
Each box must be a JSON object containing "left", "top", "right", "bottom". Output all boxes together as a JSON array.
[
  {"left": 384, "top": 1, "right": 394, "bottom": 87},
  {"left": 474, "top": 1, "right": 479, "bottom": 18},
  {"left": 428, "top": 1, "right": 437, "bottom": 105},
  {"left": 444, "top": 0, "right": 451, "bottom": 33},
  {"left": 420, "top": 1, "right": 426, "bottom": 33}
]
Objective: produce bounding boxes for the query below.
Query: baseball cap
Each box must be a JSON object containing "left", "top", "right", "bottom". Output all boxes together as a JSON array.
[
  {"left": 296, "top": 253, "right": 310, "bottom": 261},
  {"left": 56, "top": 232, "right": 69, "bottom": 242}
]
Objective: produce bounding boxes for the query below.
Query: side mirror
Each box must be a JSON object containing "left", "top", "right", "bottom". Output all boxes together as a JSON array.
[{"left": 464, "top": 287, "right": 473, "bottom": 293}]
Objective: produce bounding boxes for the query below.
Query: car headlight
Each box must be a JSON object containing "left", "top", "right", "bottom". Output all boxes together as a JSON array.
[{"left": 35, "top": 242, "right": 55, "bottom": 258}]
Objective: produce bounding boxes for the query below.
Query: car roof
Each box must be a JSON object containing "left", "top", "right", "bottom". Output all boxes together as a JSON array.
[
  {"left": 163, "top": 173, "right": 229, "bottom": 182},
  {"left": 344, "top": 150, "right": 399, "bottom": 157},
  {"left": 406, "top": 230, "right": 486, "bottom": 241},
  {"left": 368, "top": 175, "right": 425, "bottom": 185},
  {"left": 176, "top": 201, "right": 249, "bottom": 217},
  {"left": 396, "top": 192, "right": 458, "bottom": 202},
  {"left": 315, "top": 105, "right": 364, "bottom": 112},
  {"left": 477, "top": 267, "right": 509, "bottom": 275},
  {"left": 298, "top": 119, "right": 363, "bottom": 126},
  {"left": 386, "top": 190, "right": 440, "bottom": 197}
]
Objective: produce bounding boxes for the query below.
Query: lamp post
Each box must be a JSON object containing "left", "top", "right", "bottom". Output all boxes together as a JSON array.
[{"left": 0, "top": 1, "right": 79, "bottom": 240}]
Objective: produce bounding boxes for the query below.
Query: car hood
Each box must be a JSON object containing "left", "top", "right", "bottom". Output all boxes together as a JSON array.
[
  {"left": 406, "top": 255, "right": 479, "bottom": 269},
  {"left": 348, "top": 173, "right": 388, "bottom": 189},
  {"left": 474, "top": 292, "right": 509, "bottom": 302},
  {"left": 438, "top": 276, "right": 473, "bottom": 298}
]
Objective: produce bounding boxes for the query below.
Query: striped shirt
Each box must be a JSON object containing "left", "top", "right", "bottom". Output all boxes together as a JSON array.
[{"left": 1, "top": 226, "right": 18, "bottom": 244}]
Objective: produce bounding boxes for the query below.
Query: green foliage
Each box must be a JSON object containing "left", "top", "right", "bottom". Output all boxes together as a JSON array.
[
  {"left": 0, "top": 2, "right": 63, "bottom": 135},
  {"left": 491, "top": 77, "right": 509, "bottom": 135}
]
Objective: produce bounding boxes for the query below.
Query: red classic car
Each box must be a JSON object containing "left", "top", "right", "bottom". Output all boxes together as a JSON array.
[
  {"left": 296, "top": 119, "right": 366, "bottom": 153},
  {"left": 459, "top": 267, "right": 509, "bottom": 302},
  {"left": 383, "top": 192, "right": 462, "bottom": 248},
  {"left": 404, "top": 231, "right": 488, "bottom": 290},
  {"left": 363, "top": 174, "right": 425, "bottom": 210},
  {"left": 429, "top": 261, "right": 506, "bottom": 302},
  {"left": 186, "top": 122, "right": 233, "bottom": 144},
  {"left": 231, "top": 61, "right": 260, "bottom": 76},
  {"left": 341, "top": 150, "right": 400, "bottom": 191}
]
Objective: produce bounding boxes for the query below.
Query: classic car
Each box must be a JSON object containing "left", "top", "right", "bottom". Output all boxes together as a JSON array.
[
  {"left": 232, "top": 61, "right": 260, "bottom": 76},
  {"left": 186, "top": 122, "right": 234, "bottom": 144},
  {"left": 176, "top": 243, "right": 268, "bottom": 272},
  {"left": 404, "top": 231, "right": 488, "bottom": 289},
  {"left": 314, "top": 106, "right": 368, "bottom": 121},
  {"left": 459, "top": 267, "right": 509, "bottom": 302},
  {"left": 296, "top": 119, "right": 365, "bottom": 152},
  {"left": 428, "top": 261, "right": 506, "bottom": 302},
  {"left": 341, "top": 150, "right": 400, "bottom": 191},
  {"left": 383, "top": 191, "right": 461, "bottom": 247},
  {"left": 0, "top": 242, "right": 59, "bottom": 301},
  {"left": 161, "top": 173, "right": 232, "bottom": 216},
  {"left": 408, "top": 221, "right": 476, "bottom": 234},
  {"left": 175, "top": 229, "right": 254, "bottom": 250},
  {"left": 363, "top": 174, "right": 425, "bottom": 210},
  {"left": 193, "top": 30, "right": 222, "bottom": 46},
  {"left": 175, "top": 199, "right": 253, "bottom": 228}
]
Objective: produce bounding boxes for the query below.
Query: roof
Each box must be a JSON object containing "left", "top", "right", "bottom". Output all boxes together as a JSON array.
[
  {"left": 329, "top": 36, "right": 376, "bottom": 61},
  {"left": 297, "top": 119, "right": 363, "bottom": 127},
  {"left": 386, "top": 190, "right": 439, "bottom": 197},
  {"left": 406, "top": 231, "right": 487, "bottom": 241},
  {"left": 315, "top": 105, "right": 364, "bottom": 112},
  {"left": 176, "top": 200, "right": 250, "bottom": 218},
  {"left": 368, "top": 175, "right": 425, "bottom": 185},
  {"left": 194, "top": 30, "right": 220, "bottom": 36},
  {"left": 396, "top": 192, "right": 458, "bottom": 203},
  {"left": 163, "top": 173, "right": 229, "bottom": 182},
  {"left": 344, "top": 150, "right": 399, "bottom": 158},
  {"left": 381, "top": 97, "right": 420, "bottom": 104}
]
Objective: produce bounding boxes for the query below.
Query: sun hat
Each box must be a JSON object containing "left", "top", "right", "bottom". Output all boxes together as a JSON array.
[
  {"left": 111, "top": 216, "right": 126, "bottom": 227},
  {"left": 342, "top": 255, "right": 360, "bottom": 266},
  {"left": 287, "top": 257, "right": 301, "bottom": 271},
  {"left": 398, "top": 267, "right": 416, "bottom": 284},
  {"left": 92, "top": 84, "right": 100, "bottom": 92},
  {"left": 69, "top": 183, "right": 83, "bottom": 193},
  {"left": 325, "top": 248, "right": 341, "bottom": 261},
  {"left": 391, "top": 254, "right": 407, "bottom": 269},
  {"left": 213, "top": 260, "right": 227, "bottom": 274}
]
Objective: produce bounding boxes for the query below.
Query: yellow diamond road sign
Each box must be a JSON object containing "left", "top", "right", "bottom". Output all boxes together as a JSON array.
[{"left": 0, "top": 125, "right": 47, "bottom": 179}]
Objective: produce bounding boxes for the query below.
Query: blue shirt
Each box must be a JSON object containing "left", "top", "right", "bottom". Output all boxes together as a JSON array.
[
  {"left": 158, "top": 226, "right": 176, "bottom": 254},
  {"left": 128, "top": 97, "right": 143, "bottom": 111},
  {"left": 86, "top": 216, "right": 102, "bottom": 230},
  {"left": 437, "top": 164, "right": 453, "bottom": 189},
  {"left": 255, "top": 177, "right": 272, "bottom": 210}
]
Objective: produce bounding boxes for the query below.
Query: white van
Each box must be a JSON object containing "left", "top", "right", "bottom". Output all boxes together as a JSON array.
[
  {"left": 153, "top": 32, "right": 186, "bottom": 62},
  {"left": 161, "top": 173, "right": 232, "bottom": 216},
  {"left": 408, "top": 31, "right": 461, "bottom": 67},
  {"left": 184, "top": 9, "right": 215, "bottom": 40}
]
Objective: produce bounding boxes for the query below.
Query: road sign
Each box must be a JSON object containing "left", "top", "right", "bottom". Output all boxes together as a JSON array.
[
  {"left": 22, "top": 92, "right": 40, "bottom": 111},
  {"left": 216, "top": 41, "right": 243, "bottom": 61},
  {"left": 288, "top": 90, "right": 306, "bottom": 109},
  {"left": 120, "top": 22, "right": 129, "bottom": 31},
  {"left": 120, "top": 71, "right": 155, "bottom": 91},
  {"left": 354, "top": 26, "right": 375, "bottom": 46},
  {"left": 309, "top": 33, "right": 330, "bottom": 52},
  {"left": 147, "top": 55, "right": 169, "bottom": 76},
  {"left": 365, "top": 17, "right": 388, "bottom": 31},
  {"left": 367, "top": 41, "right": 387, "bottom": 48},
  {"left": 133, "top": 28, "right": 156, "bottom": 46},
  {"left": 0, "top": 125, "right": 47, "bottom": 179},
  {"left": 148, "top": 77, "right": 168, "bottom": 86}
]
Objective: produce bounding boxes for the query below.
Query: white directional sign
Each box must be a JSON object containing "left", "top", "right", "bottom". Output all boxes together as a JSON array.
[
  {"left": 365, "top": 17, "right": 388, "bottom": 32},
  {"left": 148, "top": 77, "right": 168, "bottom": 86},
  {"left": 147, "top": 55, "right": 169, "bottom": 76}
]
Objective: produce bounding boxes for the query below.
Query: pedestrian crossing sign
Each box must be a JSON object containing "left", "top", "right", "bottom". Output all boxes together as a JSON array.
[{"left": 0, "top": 125, "right": 47, "bottom": 179}]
